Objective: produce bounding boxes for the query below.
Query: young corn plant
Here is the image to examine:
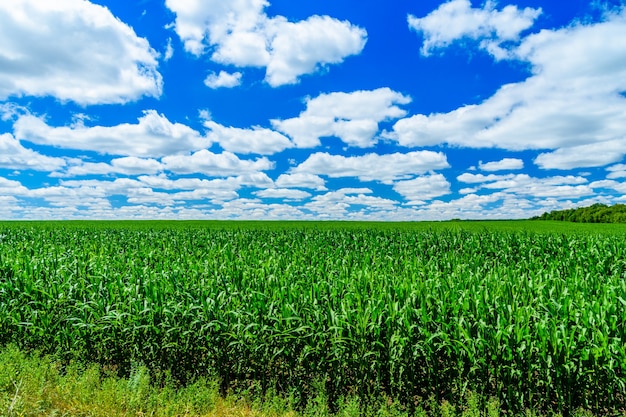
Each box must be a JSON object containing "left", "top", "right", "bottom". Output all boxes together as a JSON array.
[{"left": 0, "top": 222, "right": 624, "bottom": 415}]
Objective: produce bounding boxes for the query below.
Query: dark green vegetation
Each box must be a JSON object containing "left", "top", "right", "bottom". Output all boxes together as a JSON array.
[
  {"left": 1, "top": 221, "right": 625, "bottom": 415},
  {"left": 0, "top": 344, "right": 503, "bottom": 417},
  {"left": 535, "top": 203, "right": 626, "bottom": 223}
]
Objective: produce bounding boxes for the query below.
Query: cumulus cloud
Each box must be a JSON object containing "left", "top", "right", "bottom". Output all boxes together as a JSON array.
[
  {"left": 237, "top": 172, "right": 275, "bottom": 188},
  {"left": 292, "top": 151, "right": 449, "bottom": 184},
  {"left": 264, "top": 15, "right": 368, "bottom": 86},
  {"left": 203, "top": 120, "right": 293, "bottom": 154},
  {"left": 457, "top": 172, "right": 511, "bottom": 184},
  {"left": 0, "top": 0, "right": 162, "bottom": 104},
  {"left": 275, "top": 173, "right": 327, "bottom": 191},
  {"left": 14, "top": 111, "right": 209, "bottom": 158},
  {"left": 413, "top": 192, "right": 511, "bottom": 220},
  {"left": 161, "top": 150, "right": 273, "bottom": 176},
  {"left": 0, "top": 133, "right": 66, "bottom": 171},
  {"left": 136, "top": 175, "right": 240, "bottom": 192},
  {"left": 606, "top": 164, "right": 626, "bottom": 179},
  {"left": 254, "top": 188, "right": 312, "bottom": 200},
  {"left": 111, "top": 157, "right": 163, "bottom": 176},
  {"left": 164, "top": 0, "right": 267, "bottom": 56},
  {"left": 164, "top": 0, "right": 366, "bottom": 86},
  {"left": 479, "top": 158, "right": 524, "bottom": 171},
  {"left": 212, "top": 198, "right": 310, "bottom": 220},
  {"left": 302, "top": 188, "right": 398, "bottom": 218},
  {"left": 58, "top": 176, "right": 241, "bottom": 205},
  {"left": 534, "top": 139, "right": 626, "bottom": 170},
  {"left": 408, "top": 0, "right": 541, "bottom": 59},
  {"left": 590, "top": 179, "right": 626, "bottom": 194},
  {"left": 391, "top": 9, "right": 626, "bottom": 169},
  {"left": 393, "top": 174, "right": 451, "bottom": 204},
  {"left": 0, "top": 176, "right": 29, "bottom": 196},
  {"left": 273, "top": 88, "right": 411, "bottom": 148},
  {"left": 204, "top": 71, "right": 243, "bottom": 89},
  {"left": 457, "top": 172, "right": 593, "bottom": 199},
  {"left": 343, "top": 194, "right": 398, "bottom": 210},
  {"left": 56, "top": 157, "right": 163, "bottom": 178},
  {"left": 458, "top": 172, "right": 587, "bottom": 185}
]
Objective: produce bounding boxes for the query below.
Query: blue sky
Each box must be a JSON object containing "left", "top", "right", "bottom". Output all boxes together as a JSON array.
[{"left": 1, "top": 0, "right": 626, "bottom": 220}]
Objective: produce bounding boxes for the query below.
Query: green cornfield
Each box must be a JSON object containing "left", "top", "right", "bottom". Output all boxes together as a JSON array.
[{"left": 0, "top": 221, "right": 625, "bottom": 415}]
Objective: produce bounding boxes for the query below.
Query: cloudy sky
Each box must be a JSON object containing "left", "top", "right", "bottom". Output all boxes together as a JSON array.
[{"left": 1, "top": 0, "right": 626, "bottom": 220}]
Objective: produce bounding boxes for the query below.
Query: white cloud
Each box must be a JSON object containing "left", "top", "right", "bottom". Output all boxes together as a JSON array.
[
  {"left": 204, "top": 120, "right": 293, "bottom": 154},
  {"left": 164, "top": 38, "right": 174, "bottom": 61},
  {"left": 0, "top": 0, "right": 162, "bottom": 104},
  {"left": 0, "top": 133, "right": 66, "bottom": 171},
  {"left": 0, "top": 103, "right": 29, "bottom": 122},
  {"left": 458, "top": 172, "right": 587, "bottom": 185},
  {"left": 204, "top": 71, "right": 243, "bottom": 89},
  {"left": 590, "top": 179, "right": 626, "bottom": 194},
  {"left": 275, "top": 173, "right": 327, "bottom": 191},
  {"left": 125, "top": 188, "right": 178, "bottom": 206},
  {"left": 164, "top": 0, "right": 366, "bottom": 86},
  {"left": 59, "top": 178, "right": 141, "bottom": 194},
  {"left": 0, "top": 176, "right": 29, "bottom": 196},
  {"left": 164, "top": 0, "right": 268, "bottom": 56},
  {"left": 414, "top": 192, "right": 529, "bottom": 220},
  {"left": 57, "top": 157, "right": 163, "bottom": 177},
  {"left": 48, "top": 149, "right": 274, "bottom": 190},
  {"left": 457, "top": 172, "right": 593, "bottom": 199},
  {"left": 59, "top": 175, "right": 244, "bottom": 204},
  {"left": 304, "top": 188, "right": 372, "bottom": 217},
  {"left": 479, "top": 158, "right": 524, "bottom": 171},
  {"left": 534, "top": 139, "right": 626, "bottom": 170},
  {"left": 27, "top": 185, "right": 108, "bottom": 208},
  {"left": 344, "top": 194, "right": 398, "bottom": 209},
  {"left": 0, "top": 195, "right": 19, "bottom": 217},
  {"left": 392, "top": 9, "right": 626, "bottom": 169},
  {"left": 457, "top": 172, "right": 515, "bottom": 184},
  {"left": 459, "top": 187, "right": 479, "bottom": 195},
  {"left": 273, "top": 88, "right": 411, "bottom": 148},
  {"left": 213, "top": 198, "right": 309, "bottom": 220},
  {"left": 55, "top": 177, "right": 241, "bottom": 207},
  {"left": 111, "top": 157, "right": 163, "bottom": 176},
  {"left": 254, "top": 188, "right": 311, "bottom": 200},
  {"left": 607, "top": 164, "right": 626, "bottom": 179},
  {"left": 264, "top": 15, "right": 368, "bottom": 86},
  {"left": 136, "top": 175, "right": 239, "bottom": 191},
  {"left": 393, "top": 174, "right": 451, "bottom": 204},
  {"left": 237, "top": 172, "right": 275, "bottom": 188},
  {"left": 292, "top": 151, "right": 449, "bottom": 184},
  {"left": 14, "top": 111, "right": 209, "bottom": 158},
  {"left": 56, "top": 162, "right": 122, "bottom": 178},
  {"left": 172, "top": 188, "right": 240, "bottom": 203},
  {"left": 296, "top": 188, "right": 399, "bottom": 219},
  {"left": 0, "top": 180, "right": 114, "bottom": 216},
  {"left": 162, "top": 150, "right": 273, "bottom": 176},
  {"left": 316, "top": 187, "right": 372, "bottom": 197},
  {"left": 408, "top": 0, "right": 541, "bottom": 59}
]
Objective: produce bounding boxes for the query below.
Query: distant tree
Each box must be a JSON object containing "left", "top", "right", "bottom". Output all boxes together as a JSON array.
[{"left": 533, "top": 203, "right": 626, "bottom": 223}]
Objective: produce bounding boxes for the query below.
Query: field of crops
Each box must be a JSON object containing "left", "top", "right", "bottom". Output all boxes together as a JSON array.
[{"left": 1, "top": 221, "right": 625, "bottom": 415}]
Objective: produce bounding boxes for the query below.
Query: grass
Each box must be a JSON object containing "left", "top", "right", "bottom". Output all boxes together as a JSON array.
[
  {"left": 2, "top": 345, "right": 611, "bottom": 417},
  {"left": 0, "top": 345, "right": 292, "bottom": 417}
]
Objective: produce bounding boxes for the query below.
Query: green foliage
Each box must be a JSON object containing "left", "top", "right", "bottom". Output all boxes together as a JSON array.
[
  {"left": 0, "top": 345, "right": 519, "bottom": 417},
  {"left": 534, "top": 203, "right": 626, "bottom": 223},
  {"left": 0, "top": 344, "right": 237, "bottom": 416},
  {"left": 0, "top": 222, "right": 625, "bottom": 415}
]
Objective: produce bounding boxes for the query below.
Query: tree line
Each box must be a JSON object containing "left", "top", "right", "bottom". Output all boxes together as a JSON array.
[{"left": 533, "top": 203, "right": 626, "bottom": 223}]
